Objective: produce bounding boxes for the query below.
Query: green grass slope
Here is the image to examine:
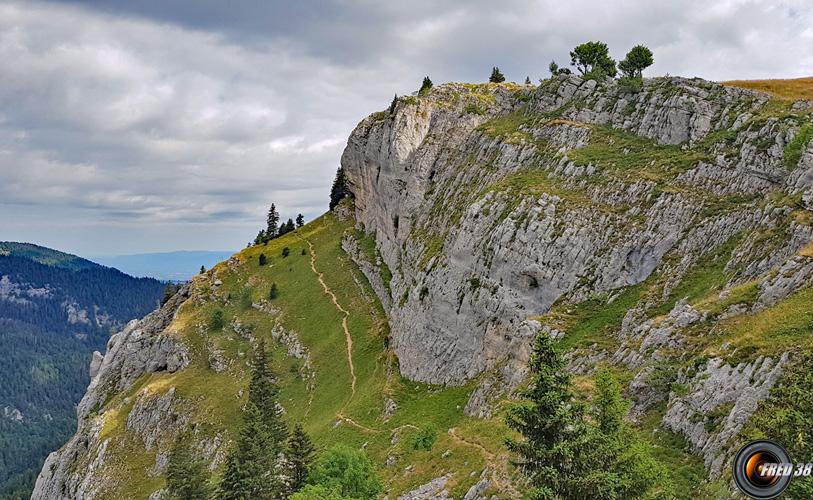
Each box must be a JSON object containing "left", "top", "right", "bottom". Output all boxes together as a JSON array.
[{"left": 92, "top": 213, "right": 520, "bottom": 499}]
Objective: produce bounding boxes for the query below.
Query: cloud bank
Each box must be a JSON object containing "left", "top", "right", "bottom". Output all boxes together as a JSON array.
[{"left": 1, "top": 0, "right": 811, "bottom": 254}]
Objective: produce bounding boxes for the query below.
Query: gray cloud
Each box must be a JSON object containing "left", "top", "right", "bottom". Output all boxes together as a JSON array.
[{"left": 1, "top": 0, "right": 811, "bottom": 255}]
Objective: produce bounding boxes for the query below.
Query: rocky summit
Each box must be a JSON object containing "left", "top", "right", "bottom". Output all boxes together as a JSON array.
[{"left": 35, "top": 75, "right": 813, "bottom": 498}]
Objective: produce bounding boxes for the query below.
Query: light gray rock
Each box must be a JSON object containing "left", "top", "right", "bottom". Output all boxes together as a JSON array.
[
  {"left": 396, "top": 474, "right": 453, "bottom": 500},
  {"left": 341, "top": 77, "right": 790, "bottom": 386},
  {"left": 463, "top": 470, "right": 491, "bottom": 500},
  {"left": 126, "top": 387, "right": 188, "bottom": 451},
  {"left": 32, "top": 286, "right": 192, "bottom": 500},
  {"left": 89, "top": 351, "right": 103, "bottom": 379},
  {"left": 663, "top": 353, "right": 789, "bottom": 478}
]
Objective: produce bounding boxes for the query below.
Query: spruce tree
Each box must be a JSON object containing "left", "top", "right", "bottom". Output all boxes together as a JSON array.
[
  {"left": 166, "top": 433, "right": 211, "bottom": 500},
  {"left": 388, "top": 94, "right": 398, "bottom": 115},
  {"left": 418, "top": 76, "right": 433, "bottom": 96},
  {"left": 248, "top": 342, "right": 288, "bottom": 444},
  {"left": 287, "top": 423, "right": 316, "bottom": 493},
  {"left": 506, "top": 333, "right": 586, "bottom": 498},
  {"left": 284, "top": 219, "right": 295, "bottom": 234},
  {"left": 329, "top": 167, "right": 349, "bottom": 210},
  {"left": 200, "top": 265, "right": 206, "bottom": 274},
  {"left": 219, "top": 342, "right": 289, "bottom": 499},
  {"left": 489, "top": 66, "right": 505, "bottom": 83},
  {"left": 267, "top": 203, "right": 280, "bottom": 238},
  {"left": 507, "top": 335, "right": 668, "bottom": 498},
  {"left": 524, "top": 76, "right": 532, "bottom": 85},
  {"left": 296, "top": 214, "right": 305, "bottom": 228}
]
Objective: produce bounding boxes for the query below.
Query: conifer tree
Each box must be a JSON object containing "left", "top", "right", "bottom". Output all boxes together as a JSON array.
[
  {"left": 219, "top": 342, "right": 289, "bottom": 499},
  {"left": 254, "top": 230, "right": 266, "bottom": 245},
  {"left": 418, "top": 76, "right": 433, "bottom": 96},
  {"left": 507, "top": 334, "right": 668, "bottom": 498},
  {"left": 296, "top": 214, "right": 305, "bottom": 228},
  {"left": 284, "top": 219, "right": 295, "bottom": 234},
  {"left": 166, "top": 433, "right": 211, "bottom": 500},
  {"left": 524, "top": 76, "right": 532, "bottom": 85},
  {"left": 506, "top": 333, "right": 585, "bottom": 498},
  {"left": 388, "top": 94, "right": 398, "bottom": 115},
  {"left": 248, "top": 342, "right": 288, "bottom": 444},
  {"left": 489, "top": 66, "right": 505, "bottom": 83},
  {"left": 329, "top": 167, "right": 349, "bottom": 210},
  {"left": 287, "top": 423, "right": 316, "bottom": 493},
  {"left": 267, "top": 203, "right": 280, "bottom": 238},
  {"left": 200, "top": 265, "right": 206, "bottom": 274}
]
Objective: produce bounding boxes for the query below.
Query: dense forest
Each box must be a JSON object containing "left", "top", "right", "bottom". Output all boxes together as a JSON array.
[{"left": 0, "top": 243, "right": 164, "bottom": 499}]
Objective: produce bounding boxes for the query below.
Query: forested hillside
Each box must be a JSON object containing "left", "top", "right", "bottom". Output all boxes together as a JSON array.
[{"left": 0, "top": 243, "right": 164, "bottom": 499}]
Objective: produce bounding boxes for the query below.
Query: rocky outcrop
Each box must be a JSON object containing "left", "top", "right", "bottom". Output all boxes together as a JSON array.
[
  {"left": 31, "top": 286, "right": 192, "bottom": 500},
  {"left": 663, "top": 354, "right": 789, "bottom": 477},
  {"left": 342, "top": 76, "right": 812, "bottom": 387}
]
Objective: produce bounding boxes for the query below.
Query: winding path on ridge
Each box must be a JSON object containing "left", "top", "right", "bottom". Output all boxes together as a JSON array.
[{"left": 307, "top": 240, "right": 357, "bottom": 397}]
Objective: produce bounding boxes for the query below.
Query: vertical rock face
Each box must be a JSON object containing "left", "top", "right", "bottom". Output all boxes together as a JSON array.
[
  {"left": 340, "top": 75, "right": 813, "bottom": 478},
  {"left": 32, "top": 288, "right": 191, "bottom": 500},
  {"left": 341, "top": 76, "right": 812, "bottom": 388}
]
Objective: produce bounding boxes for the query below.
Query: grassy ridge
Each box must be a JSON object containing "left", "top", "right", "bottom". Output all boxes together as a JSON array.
[
  {"left": 94, "top": 214, "right": 516, "bottom": 499},
  {"left": 723, "top": 77, "right": 813, "bottom": 101}
]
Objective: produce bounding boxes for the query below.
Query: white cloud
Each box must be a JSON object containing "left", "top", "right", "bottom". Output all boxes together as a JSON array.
[{"left": 0, "top": 0, "right": 811, "bottom": 254}]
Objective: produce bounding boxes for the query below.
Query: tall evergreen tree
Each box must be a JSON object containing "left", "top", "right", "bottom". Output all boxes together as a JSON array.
[
  {"left": 524, "top": 76, "right": 532, "bottom": 85},
  {"left": 200, "top": 265, "right": 206, "bottom": 274},
  {"left": 254, "top": 230, "right": 266, "bottom": 245},
  {"left": 267, "top": 204, "right": 280, "bottom": 238},
  {"left": 219, "top": 342, "right": 289, "bottom": 499},
  {"left": 489, "top": 66, "right": 506, "bottom": 83},
  {"left": 296, "top": 214, "right": 305, "bottom": 228},
  {"left": 506, "top": 333, "right": 585, "bottom": 498},
  {"left": 329, "top": 167, "right": 349, "bottom": 210},
  {"left": 166, "top": 433, "right": 211, "bottom": 500},
  {"left": 388, "top": 94, "right": 398, "bottom": 115},
  {"left": 287, "top": 423, "right": 316, "bottom": 493},
  {"left": 248, "top": 342, "right": 288, "bottom": 444},
  {"left": 507, "top": 334, "right": 668, "bottom": 498}
]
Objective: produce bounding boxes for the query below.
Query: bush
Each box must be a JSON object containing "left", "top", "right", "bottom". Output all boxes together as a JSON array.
[
  {"left": 785, "top": 123, "right": 813, "bottom": 170},
  {"left": 209, "top": 309, "right": 224, "bottom": 331},
  {"left": 282, "top": 247, "right": 290, "bottom": 258},
  {"left": 238, "top": 288, "right": 252, "bottom": 310},
  {"left": 269, "top": 283, "right": 278, "bottom": 300},
  {"left": 258, "top": 253, "right": 267, "bottom": 266},
  {"left": 307, "top": 446, "right": 382, "bottom": 500},
  {"left": 618, "top": 76, "right": 644, "bottom": 93},
  {"left": 290, "top": 484, "right": 351, "bottom": 500},
  {"left": 410, "top": 427, "right": 437, "bottom": 451},
  {"left": 464, "top": 103, "right": 485, "bottom": 115}
]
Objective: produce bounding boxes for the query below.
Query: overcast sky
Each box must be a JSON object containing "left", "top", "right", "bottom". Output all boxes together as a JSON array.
[{"left": 1, "top": 0, "right": 811, "bottom": 256}]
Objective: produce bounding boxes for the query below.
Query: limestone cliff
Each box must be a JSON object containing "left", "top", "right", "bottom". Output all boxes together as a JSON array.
[
  {"left": 34, "top": 75, "right": 813, "bottom": 498},
  {"left": 341, "top": 75, "right": 813, "bottom": 475}
]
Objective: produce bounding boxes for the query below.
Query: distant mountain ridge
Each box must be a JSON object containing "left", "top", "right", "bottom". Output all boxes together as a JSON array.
[
  {"left": 0, "top": 242, "right": 164, "bottom": 498},
  {"left": 0, "top": 242, "right": 101, "bottom": 271},
  {"left": 92, "top": 250, "right": 235, "bottom": 281}
]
